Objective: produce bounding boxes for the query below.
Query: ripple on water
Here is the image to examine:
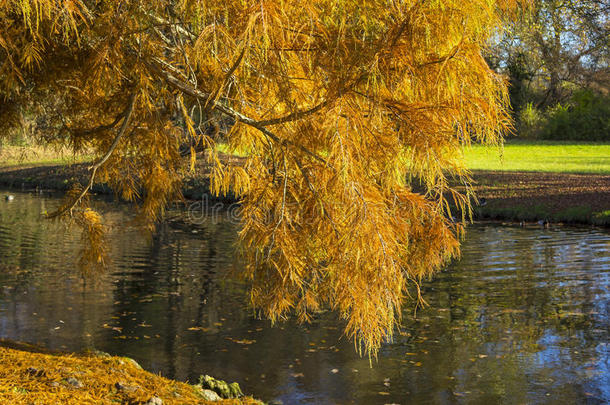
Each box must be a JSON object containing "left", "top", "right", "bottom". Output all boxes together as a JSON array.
[{"left": 0, "top": 190, "right": 609, "bottom": 405}]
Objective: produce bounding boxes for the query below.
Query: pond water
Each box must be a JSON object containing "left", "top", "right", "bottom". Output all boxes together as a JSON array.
[{"left": 0, "top": 190, "right": 608, "bottom": 404}]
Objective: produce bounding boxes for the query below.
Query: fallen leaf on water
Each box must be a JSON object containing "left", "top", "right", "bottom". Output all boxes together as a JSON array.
[
  {"left": 187, "top": 327, "right": 210, "bottom": 332},
  {"left": 226, "top": 338, "right": 256, "bottom": 345},
  {"left": 330, "top": 369, "right": 339, "bottom": 374},
  {"left": 500, "top": 309, "right": 525, "bottom": 314}
]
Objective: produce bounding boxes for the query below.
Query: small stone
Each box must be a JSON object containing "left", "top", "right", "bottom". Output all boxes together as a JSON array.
[
  {"left": 25, "top": 367, "right": 46, "bottom": 377},
  {"left": 91, "top": 350, "right": 111, "bottom": 358},
  {"left": 115, "top": 382, "right": 138, "bottom": 392},
  {"left": 143, "top": 396, "right": 163, "bottom": 405},
  {"left": 198, "top": 389, "right": 222, "bottom": 401},
  {"left": 119, "top": 357, "right": 143, "bottom": 369},
  {"left": 66, "top": 377, "right": 83, "bottom": 389},
  {"left": 198, "top": 375, "right": 237, "bottom": 398}
]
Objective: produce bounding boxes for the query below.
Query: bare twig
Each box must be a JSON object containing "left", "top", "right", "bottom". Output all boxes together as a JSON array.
[
  {"left": 254, "top": 99, "right": 331, "bottom": 126},
  {"left": 46, "top": 92, "right": 137, "bottom": 219},
  {"left": 71, "top": 111, "right": 126, "bottom": 137}
]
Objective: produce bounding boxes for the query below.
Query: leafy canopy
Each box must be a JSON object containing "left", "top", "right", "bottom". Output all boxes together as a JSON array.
[{"left": 0, "top": 0, "right": 521, "bottom": 355}]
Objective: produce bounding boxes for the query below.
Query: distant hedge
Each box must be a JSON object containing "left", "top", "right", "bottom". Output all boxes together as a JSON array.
[{"left": 518, "top": 90, "right": 610, "bottom": 141}]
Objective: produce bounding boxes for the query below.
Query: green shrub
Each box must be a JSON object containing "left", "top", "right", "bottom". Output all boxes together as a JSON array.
[
  {"left": 539, "top": 90, "right": 610, "bottom": 141},
  {"left": 517, "top": 102, "right": 544, "bottom": 139}
]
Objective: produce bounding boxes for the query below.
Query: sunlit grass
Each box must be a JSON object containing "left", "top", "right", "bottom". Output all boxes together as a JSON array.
[
  {"left": 0, "top": 145, "right": 91, "bottom": 167},
  {"left": 464, "top": 140, "right": 610, "bottom": 175},
  {"left": 4, "top": 141, "right": 609, "bottom": 176}
]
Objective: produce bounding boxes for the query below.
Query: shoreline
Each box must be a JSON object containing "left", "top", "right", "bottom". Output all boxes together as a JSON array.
[
  {"left": 1, "top": 162, "right": 608, "bottom": 227},
  {"left": 467, "top": 170, "right": 610, "bottom": 226}
]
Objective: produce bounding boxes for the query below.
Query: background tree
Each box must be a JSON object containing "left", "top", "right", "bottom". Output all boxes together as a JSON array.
[
  {"left": 0, "top": 0, "right": 521, "bottom": 355},
  {"left": 490, "top": 0, "right": 609, "bottom": 130}
]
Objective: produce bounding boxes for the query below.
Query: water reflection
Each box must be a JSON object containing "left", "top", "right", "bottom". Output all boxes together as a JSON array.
[{"left": 0, "top": 191, "right": 608, "bottom": 404}]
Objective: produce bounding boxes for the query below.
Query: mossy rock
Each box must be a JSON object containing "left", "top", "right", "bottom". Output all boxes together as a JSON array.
[
  {"left": 198, "top": 375, "right": 243, "bottom": 399},
  {"left": 193, "top": 386, "right": 222, "bottom": 401},
  {"left": 118, "top": 356, "right": 143, "bottom": 370}
]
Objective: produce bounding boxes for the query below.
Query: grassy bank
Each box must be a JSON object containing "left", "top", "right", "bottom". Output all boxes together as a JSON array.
[
  {"left": 466, "top": 171, "right": 610, "bottom": 226},
  {"left": 462, "top": 141, "right": 610, "bottom": 225},
  {"left": 0, "top": 341, "right": 261, "bottom": 404},
  {"left": 0, "top": 145, "right": 90, "bottom": 167}
]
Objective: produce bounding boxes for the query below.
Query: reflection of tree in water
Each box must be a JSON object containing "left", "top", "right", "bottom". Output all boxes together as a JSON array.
[
  {"left": 402, "top": 226, "right": 609, "bottom": 403},
  {"left": 101, "top": 215, "right": 242, "bottom": 378}
]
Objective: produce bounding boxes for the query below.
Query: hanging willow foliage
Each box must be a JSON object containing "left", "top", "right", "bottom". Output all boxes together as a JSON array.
[{"left": 0, "top": 0, "right": 526, "bottom": 356}]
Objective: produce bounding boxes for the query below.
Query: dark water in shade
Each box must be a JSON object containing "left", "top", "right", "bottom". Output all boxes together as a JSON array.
[{"left": 0, "top": 190, "right": 609, "bottom": 404}]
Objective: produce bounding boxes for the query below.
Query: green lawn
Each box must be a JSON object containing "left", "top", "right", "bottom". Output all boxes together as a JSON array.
[
  {"left": 4, "top": 141, "right": 609, "bottom": 175},
  {"left": 464, "top": 141, "right": 610, "bottom": 175},
  {"left": 0, "top": 145, "right": 90, "bottom": 167}
]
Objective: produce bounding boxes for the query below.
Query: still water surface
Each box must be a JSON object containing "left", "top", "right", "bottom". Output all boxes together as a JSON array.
[{"left": 0, "top": 190, "right": 608, "bottom": 404}]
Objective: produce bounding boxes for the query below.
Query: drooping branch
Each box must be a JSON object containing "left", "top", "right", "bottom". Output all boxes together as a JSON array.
[
  {"left": 205, "top": 47, "right": 247, "bottom": 108},
  {"left": 46, "top": 92, "right": 137, "bottom": 219},
  {"left": 254, "top": 99, "right": 331, "bottom": 126},
  {"left": 146, "top": 60, "right": 332, "bottom": 167},
  {"left": 71, "top": 111, "right": 126, "bottom": 137}
]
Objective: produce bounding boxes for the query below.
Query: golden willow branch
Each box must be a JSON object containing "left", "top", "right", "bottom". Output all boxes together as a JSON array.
[
  {"left": 71, "top": 111, "right": 127, "bottom": 137},
  {"left": 255, "top": 99, "right": 332, "bottom": 126},
  {"left": 146, "top": 59, "right": 332, "bottom": 167},
  {"left": 46, "top": 92, "right": 137, "bottom": 219}
]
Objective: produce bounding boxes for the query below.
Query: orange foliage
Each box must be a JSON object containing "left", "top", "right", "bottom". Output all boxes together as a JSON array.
[{"left": 0, "top": 0, "right": 523, "bottom": 355}]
